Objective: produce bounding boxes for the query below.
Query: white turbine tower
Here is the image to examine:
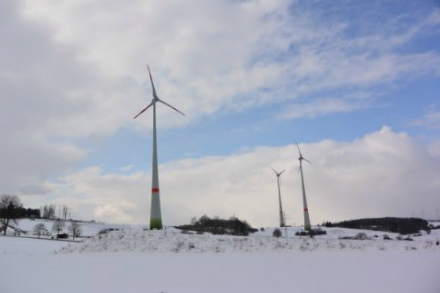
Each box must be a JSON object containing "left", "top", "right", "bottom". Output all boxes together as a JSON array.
[
  {"left": 295, "top": 141, "right": 312, "bottom": 231},
  {"left": 271, "top": 168, "right": 286, "bottom": 227},
  {"left": 134, "top": 65, "right": 185, "bottom": 230}
]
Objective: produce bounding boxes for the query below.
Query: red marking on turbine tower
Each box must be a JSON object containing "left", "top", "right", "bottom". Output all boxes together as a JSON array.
[{"left": 152, "top": 187, "right": 160, "bottom": 193}]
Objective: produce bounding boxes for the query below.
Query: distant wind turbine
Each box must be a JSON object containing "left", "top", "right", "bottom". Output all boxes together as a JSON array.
[
  {"left": 271, "top": 168, "right": 286, "bottom": 227},
  {"left": 295, "top": 141, "right": 312, "bottom": 231},
  {"left": 134, "top": 65, "right": 185, "bottom": 230}
]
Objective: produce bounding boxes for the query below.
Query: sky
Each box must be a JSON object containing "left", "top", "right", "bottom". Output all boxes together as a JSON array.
[{"left": 1, "top": 0, "right": 440, "bottom": 227}]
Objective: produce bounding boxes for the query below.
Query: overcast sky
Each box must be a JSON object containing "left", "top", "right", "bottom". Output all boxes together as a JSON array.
[{"left": 2, "top": 0, "right": 440, "bottom": 227}]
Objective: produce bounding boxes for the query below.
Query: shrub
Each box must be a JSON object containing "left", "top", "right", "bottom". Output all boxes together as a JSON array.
[
  {"left": 354, "top": 232, "right": 368, "bottom": 240},
  {"left": 322, "top": 221, "right": 332, "bottom": 227},
  {"left": 272, "top": 228, "right": 282, "bottom": 238},
  {"left": 176, "top": 215, "right": 257, "bottom": 236},
  {"left": 295, "top": 231, "right": 308, "bottom": 236},
  {"left": 98, "top": 228, "right": 120, "bottom": 234},
  {"left": 311, "top": 228, "right": 327, "bottom": 236},
  {"left": 296, "top": 229, "right": 327, "bottom": 237}
]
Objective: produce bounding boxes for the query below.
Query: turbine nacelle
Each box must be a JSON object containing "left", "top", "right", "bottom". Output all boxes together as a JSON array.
[
  {"left": 271, "top": 167, "right": 285, "bottom": 177},
  {"left": 295, "top": 140, "right": 311, "bottom": 164}
]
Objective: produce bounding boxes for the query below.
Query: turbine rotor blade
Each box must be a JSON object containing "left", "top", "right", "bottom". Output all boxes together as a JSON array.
[
  {"left": 271, "top": 167, "right": 278, "bottom": 174},
  {"left": 294, "top": 140, "right": 303, "bottom": 157},
  {"left": 304, "top": 158, "right": 311, "bottom": 164},
  {"left": 133, "top": 102, "right": 154, "bottom": 119},
  {"left": 279, "top": 169, "right": 286, "bottom": 175},
  {"left": 147, "top": 65, "right": 158, "bottom": 98},
  {"left": 158, "top": 99, "right": 185, "bottom": 116}
]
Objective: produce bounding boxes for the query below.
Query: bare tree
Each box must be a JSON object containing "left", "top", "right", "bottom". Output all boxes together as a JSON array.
[
  {"left": 62, "top": 204, "right": 70, "bottom": 220},
  {"left": 33, "top": 223, "right": 47, "bottom": 238},
  {"left": 41, "top": 205, "right": 49, "bottom": 219},
  {"left": 57, "top": 205, "right": 62, "bottom": 220},
  {"left": 41, "top": 205, "right": 56, "bottom": 219},
  {"left": 52, "top": 219, "right": 65, "bottom": 239},
  {"left": 40, "top": 206, "right": 46, "bottom": 218},
  {"left": 68, "top": 221, "right": 82, "bottom": 240},
  {"left": 0, "top": 194, "right": 22, "bottom": 235},
  {"left": 49, "top": 204, "right": 56, "bottom": 219}
]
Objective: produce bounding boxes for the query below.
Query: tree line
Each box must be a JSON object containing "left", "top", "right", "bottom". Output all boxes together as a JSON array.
[
  {"left": 40, "top": 204, "right": 71, "bottom": 220},
  {"left": 323, "top": 217, "right": 430, "bottom": 235},
  {"left": 176, "top": 215, "right": 258, "bottom": 236}
]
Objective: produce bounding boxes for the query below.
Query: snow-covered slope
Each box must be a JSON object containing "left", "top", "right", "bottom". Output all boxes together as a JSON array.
[
  {"left": 10, "top": 219, "right": 440, "bottom": 254},
  {"left": 59, "top": 226, "right": 440, "bottom": 254}
]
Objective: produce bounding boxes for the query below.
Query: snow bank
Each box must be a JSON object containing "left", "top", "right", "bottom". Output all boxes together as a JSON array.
[{"left": 60, "top": 227, "right": 440, "bottom": 254}]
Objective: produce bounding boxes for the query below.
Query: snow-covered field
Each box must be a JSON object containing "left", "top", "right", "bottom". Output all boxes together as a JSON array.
[{"left": 1, "top": 220, "right": 439, "bottom": 293}]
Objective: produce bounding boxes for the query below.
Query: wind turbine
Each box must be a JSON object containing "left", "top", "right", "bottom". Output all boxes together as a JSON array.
[
  {"left": 271, "top": 168, "right": 286, "bottom": 227},
  {"left": 295, "top": 141, "right": 312, "bottom": 231},
  {"left": 134, "top": 65, "right": 185, "bottom": 230}
]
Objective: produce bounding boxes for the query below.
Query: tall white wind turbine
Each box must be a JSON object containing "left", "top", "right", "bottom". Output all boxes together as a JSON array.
[
  {"left": 295, "top": 141, "right": 312, "bottom": 231},
  {"left": 271, "top": 168, "right": 286, "bottom": 227},
  {"left": 134, "top": 65, "right": 185, "bottom": 230}
]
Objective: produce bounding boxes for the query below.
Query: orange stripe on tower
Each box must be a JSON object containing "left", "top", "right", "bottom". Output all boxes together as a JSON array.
[{"left": 152, "top": 187, "right": 160, "bottom": 193}]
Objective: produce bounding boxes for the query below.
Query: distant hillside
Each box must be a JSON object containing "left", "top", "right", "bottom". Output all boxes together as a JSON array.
[{"left": 326, "top": 217, "right": 430, "bottom": 235}]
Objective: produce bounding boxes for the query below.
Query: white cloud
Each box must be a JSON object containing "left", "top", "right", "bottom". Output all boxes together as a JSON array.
[
  {"left": 28, "top": 127, "right": 440, "bottom": 227},
  {"left": 428, "top": 141, "right": 440, "bottom": 157},
  {"left": 95, "top": 204, "right": 136, "bottom": 223},
  {"left": 279, "top": 95, "right": 371, "bottom": 119},
  {"left": 411, "top": 106, "right": 440, "bottom": 129},
  {"left": 121, "top": 165, "right": 135, "bottom": 172}
]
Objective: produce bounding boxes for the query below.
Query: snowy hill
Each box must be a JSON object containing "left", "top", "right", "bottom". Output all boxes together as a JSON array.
[
  {"left": 59, "top": 225, "right": 440, "bottom": 254},
  {"left": 10, "top": 218, "right": 440, "bottom": 253}
]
